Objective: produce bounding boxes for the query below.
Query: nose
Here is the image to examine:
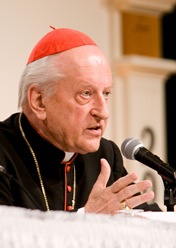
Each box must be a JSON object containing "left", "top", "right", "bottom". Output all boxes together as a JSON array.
[{"left": 90, "top": 95, "right": 109, "bottom": 120}]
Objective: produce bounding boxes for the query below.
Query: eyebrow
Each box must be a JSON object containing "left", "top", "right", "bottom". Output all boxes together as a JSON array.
[{"left": 80, "top": 81, "right": 112, "bottom": 89}]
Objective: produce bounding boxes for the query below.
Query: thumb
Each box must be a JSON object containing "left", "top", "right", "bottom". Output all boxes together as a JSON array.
[
  {"left": 94, "top": 158, "right": 111, "bottom": 189},
  {"left": 84, "top": 159, "right": 111, "bottom": 213}
]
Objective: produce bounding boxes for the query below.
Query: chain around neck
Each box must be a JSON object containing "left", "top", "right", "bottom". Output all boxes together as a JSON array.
[{"left": 18, "top": 112, "right": 76, "bottom": 211}]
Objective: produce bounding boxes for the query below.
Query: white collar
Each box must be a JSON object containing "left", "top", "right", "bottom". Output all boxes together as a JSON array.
[{"left": 62, "top": 152, "right": 75, "bottom": 163}]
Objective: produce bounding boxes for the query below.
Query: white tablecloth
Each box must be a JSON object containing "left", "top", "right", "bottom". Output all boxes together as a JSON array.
[{"left": 0, "top": 206, "right": 176, "bottom": 248}]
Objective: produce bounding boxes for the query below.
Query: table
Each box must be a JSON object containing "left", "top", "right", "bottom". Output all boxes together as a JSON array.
[{"left": 0, "top": 206, "right": 176, "bottom": 248}]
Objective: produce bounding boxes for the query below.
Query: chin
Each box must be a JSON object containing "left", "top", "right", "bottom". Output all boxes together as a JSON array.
[{"left": 80, "top": 142, "right": 100, "bottom": 154}]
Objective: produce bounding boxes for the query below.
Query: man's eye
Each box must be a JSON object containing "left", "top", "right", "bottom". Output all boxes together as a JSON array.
[
  {"left": 103, "top": 91, "right": 111, "bottom": 99},
  {"left": 82, "top": 90, "right": 91, "bottom": 98}
]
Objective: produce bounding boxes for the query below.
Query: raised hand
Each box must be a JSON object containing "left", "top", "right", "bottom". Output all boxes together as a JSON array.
[{"left": 85, "top": 158, "right": 154, "bottom": 215}]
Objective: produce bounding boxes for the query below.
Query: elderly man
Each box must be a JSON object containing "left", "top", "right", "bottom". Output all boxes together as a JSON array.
[{"left": 0, "top": 27, "right": 160, "bottom": 214}]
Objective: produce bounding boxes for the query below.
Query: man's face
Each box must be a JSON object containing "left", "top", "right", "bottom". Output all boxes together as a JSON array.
[{"left": 41, "top": 46, "right": 112, "bottom": 154}]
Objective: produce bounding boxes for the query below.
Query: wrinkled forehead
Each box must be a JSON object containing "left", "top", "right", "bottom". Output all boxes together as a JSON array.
[
  {"left": 56, "top": 45, "right": 109, "bottom": 67},
  {"left": 55, "top": 46, "right": 112, "bottom": 87},
  {"left": 53, "top": 45, "right": 112, "bottom": 79}
]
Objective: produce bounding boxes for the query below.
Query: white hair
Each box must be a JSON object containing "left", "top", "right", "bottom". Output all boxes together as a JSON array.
[{"left": 18, "top": 54, "right": 66, "bottom": 108}]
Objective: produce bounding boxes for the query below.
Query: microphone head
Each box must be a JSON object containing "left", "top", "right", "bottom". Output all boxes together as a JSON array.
[{"left": 121, "top": 137, "right": 144, "bottom": 160}]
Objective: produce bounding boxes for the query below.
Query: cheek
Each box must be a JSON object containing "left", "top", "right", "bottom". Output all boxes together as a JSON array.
[
  {"left": 65, "top": 108, "right": 89, "bottom": 133},
  {"left": 45, "top": 96, "right": 89, "bottom": 129}
]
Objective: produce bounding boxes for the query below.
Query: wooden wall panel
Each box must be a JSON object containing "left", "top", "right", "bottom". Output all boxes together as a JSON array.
[{"left": 122, "top": 12, "right": 161, "bottom": 57}]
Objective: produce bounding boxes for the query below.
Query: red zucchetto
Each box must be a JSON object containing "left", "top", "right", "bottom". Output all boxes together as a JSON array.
[{"left": 27, "top": 26, "right": 97, "bottom": 64}]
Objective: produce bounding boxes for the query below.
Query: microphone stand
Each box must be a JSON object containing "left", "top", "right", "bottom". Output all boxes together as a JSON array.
[{"left": 163, "top": 179, "right": 176, "bottom": 211}]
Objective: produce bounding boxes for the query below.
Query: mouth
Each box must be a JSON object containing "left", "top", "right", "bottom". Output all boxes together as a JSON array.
[
  {"left": 87, "top": 125, "right": 102, "bottom": 135},
  {"left": 89, "top": 126, "right": 100, "bottom": 130}
]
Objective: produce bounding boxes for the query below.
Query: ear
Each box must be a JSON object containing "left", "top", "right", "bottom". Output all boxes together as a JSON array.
[{"left": 27, "top": 84, "right": 46, "bottom": 120}]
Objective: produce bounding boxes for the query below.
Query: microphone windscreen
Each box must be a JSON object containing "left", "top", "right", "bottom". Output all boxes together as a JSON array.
[{"left": 121, "top": 138, "right": 143, "bottom": 160}]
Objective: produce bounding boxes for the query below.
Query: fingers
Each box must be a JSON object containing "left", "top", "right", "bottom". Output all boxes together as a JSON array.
[
  {"left": 112, "top": 175, "right": 154, "bottom": 208},
  {"left": 125, "top": 190, "right": 154, "bottom": 209},
  {"left": 110, "top": 172, "right": 155, "bottom": 212},
  {"left": 116, "top": 179, "right": 153, "bottom": 202},
  {"left": 111, "top": 172, "right": 138, "bottom": 193},
  {"left": 93, "top": 158, "right": 111, "bottom": 189}
]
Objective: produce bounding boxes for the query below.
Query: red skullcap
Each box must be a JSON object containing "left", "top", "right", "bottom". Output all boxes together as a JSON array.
[{"left": 27, "top": 26, "right": 97, "bottom": 64}]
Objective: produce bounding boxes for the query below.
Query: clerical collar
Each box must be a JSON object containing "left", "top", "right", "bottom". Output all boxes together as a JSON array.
[{"left": 62, "top": 152, "right": 75, "bottom": 163}]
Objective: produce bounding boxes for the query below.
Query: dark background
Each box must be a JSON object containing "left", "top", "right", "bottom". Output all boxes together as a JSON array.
[{"left": 162, "top": 6, "right": 176, "bottom": 166}]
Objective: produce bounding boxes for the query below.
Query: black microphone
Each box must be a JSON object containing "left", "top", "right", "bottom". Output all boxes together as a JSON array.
[
  {"left": 0, "top": 165, "right": 43, "bottom": 209},
  {"left": 121, "top": 137, "right": 176, "bottom": 184}
]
